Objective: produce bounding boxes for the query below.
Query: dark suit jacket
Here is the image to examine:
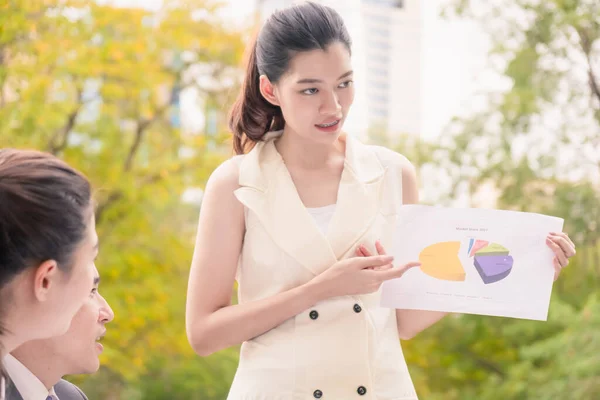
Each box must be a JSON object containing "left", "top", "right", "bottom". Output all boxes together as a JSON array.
[
  {"left": 55, "top": 380, "right": 88, "bottom": 400},
  {"left": 5, "top": 378, "right": 87, "bottom": 400}
]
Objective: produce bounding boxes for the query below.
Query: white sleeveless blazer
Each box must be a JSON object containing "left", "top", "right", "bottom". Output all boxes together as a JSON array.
[{"left": 228, "top": 131, "right": 418, "bottom": 400}]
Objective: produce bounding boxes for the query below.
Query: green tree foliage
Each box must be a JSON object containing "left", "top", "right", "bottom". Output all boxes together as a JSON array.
[
  {"left": 1, "top": 1, "right": 244, "bottom": 397},
  {"left": 394, "top": 1, "right": 600, "bottom": 399},
  {"left": 3, "top": 0, "right": 598, "bottom": 398}
]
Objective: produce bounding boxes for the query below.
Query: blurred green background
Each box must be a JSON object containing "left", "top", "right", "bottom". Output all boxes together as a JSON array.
[{"left": 1, "top": 0, "right": 598, "bottom": 399}]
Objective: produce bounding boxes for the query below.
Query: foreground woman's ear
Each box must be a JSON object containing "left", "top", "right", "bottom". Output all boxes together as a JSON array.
[{"left": 259, "top": 75, "right": 280, "bottom": 107}]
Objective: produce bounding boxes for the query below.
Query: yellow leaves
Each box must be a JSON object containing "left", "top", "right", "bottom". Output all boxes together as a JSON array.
[
  {"left": 105, "top": 267, "right": 121, "bottom": 281},
  {"left": 129, "top": 316, "right": 145, "bottom": 330},
  {"left": 132, "top": 356, "right": 144, "bottom": 368},
  {"left": 125, "top": 294, "right": 136, "bottom": 306},
  {"left": 2, "top": 0, "right": 245, "bottom": 395},
  {"left": 111, "top": 49, "right": 125, "bottom": 62}
]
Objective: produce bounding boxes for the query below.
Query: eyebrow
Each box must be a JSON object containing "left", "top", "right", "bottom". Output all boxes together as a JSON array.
[
  {"left": 94, "top": 276, "right": 100, "bottom": 285},
  {"left": 296, "top": 70, "right": 354, "bottom": 84}
]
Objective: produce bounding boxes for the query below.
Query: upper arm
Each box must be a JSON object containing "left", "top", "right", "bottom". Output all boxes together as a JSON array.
[
  {"left": 372, "top": 147, "right": 428, "bottom": 338},
  {"left": 372, "top": 146, "right": 419, "bottom": 205},
  {"left": 185, "top": 157, "right": 245, "bottom": 333},
  {"left": 399, "top": 155, "right": 419, "bottom": 205}
]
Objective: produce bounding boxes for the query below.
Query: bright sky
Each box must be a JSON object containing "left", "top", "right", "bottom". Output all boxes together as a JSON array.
[
  {"left": 112, "top": 0, "right": 504, "bottom": 140},
  {"left": 420, "top": 1, "right": 501, "bottom": 139},
  {"left": 215, "top": 0, "right": 503, "bottom": 140}
]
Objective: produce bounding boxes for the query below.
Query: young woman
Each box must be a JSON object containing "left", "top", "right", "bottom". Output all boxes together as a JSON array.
[
  {"left": 185, "top": 3, "right": 576, "bottom": 399},
  {"left": 0, "top": 149, "right": 99, "bottom": 399}
]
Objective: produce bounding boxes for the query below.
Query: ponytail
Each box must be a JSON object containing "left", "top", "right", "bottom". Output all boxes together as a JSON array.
[{"left": 228, "top": 36, "right": 284, "bottom": 155}]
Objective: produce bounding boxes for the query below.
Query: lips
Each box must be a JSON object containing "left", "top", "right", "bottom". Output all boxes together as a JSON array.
[
  {"left": 315, "top": 119, "right": 340, "bottom": 128},
  {"left": 95, "top": 330, "right": 106, "bottom": 342},
  {"left": 95, "top": 331, "right": 106, "bottom": 353}
]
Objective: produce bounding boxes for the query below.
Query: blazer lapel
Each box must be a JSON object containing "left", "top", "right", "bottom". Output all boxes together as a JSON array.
[
  {"left": 326, "top": 134, "right": 385, "bottom": 260},
  {"left": 234, "top": 131, "right": 384, "bottom": 276}
]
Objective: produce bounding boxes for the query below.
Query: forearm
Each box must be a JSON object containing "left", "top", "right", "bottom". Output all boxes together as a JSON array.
[
  {"left": 396, "top": 309, "right": 448, "bottom": 340},
  {"left": 189, "top": 281, "right": 325, "bottom": 356}
]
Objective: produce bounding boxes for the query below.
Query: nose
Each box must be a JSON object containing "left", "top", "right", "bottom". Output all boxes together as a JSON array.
[
  {"left": 98, "top": 294, "right": 115, "bottom": 323},
  {"left": 319, "top": 90, "right": 341, "bottom": 116}
]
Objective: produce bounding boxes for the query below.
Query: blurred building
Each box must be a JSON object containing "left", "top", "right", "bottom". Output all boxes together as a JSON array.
[{"left": 258, "top": 0, "right": 423, "bottom": 139}]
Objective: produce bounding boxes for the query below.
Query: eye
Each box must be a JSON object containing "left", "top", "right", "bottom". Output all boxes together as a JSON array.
[
  {"left": 90, "top": 288, "right": 98, "bottom": 297},
  {"left": 302, "top": 88, "right": 319, "bottom": 95},
  {"left": 339, "top": 80, "right": 353, "bottom": 88}
]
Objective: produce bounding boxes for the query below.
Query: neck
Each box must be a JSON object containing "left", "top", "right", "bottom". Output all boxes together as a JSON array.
[
  {"left": 11, "top": 346, "right": 63, "bottom": 390},
  {"left": 1, "top": 333, "right": 19, "bottom": 356},
  {"left": 276, "top": 127, "right": 345, "bottom": 169}
]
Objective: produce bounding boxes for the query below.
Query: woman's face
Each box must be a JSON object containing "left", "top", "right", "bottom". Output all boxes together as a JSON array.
[
  {"left": 3, "top": 211, "right": 98, "bottom": 351},
  {"left": 46, "top": 213, "right": 99, "bottom": 338},
  {"left": 262, "top": 41, "right": 355, "bottom": 144}
]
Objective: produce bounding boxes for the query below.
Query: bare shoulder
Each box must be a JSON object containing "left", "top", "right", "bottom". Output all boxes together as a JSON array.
[
  {"left": 369, "top": 145, "right": 419, "bottom": 203},
  {"left": 201, "top": 155, "right": 246, "bottom": 220},
  {"left": 369, "top": 145, "right": 416, "bottom": 175},
  {"left": 204, "top": 156, "right": 244, "bottom": 199},
  {"left": 205, "top": 155, "right": 244, "bottom": 192}
]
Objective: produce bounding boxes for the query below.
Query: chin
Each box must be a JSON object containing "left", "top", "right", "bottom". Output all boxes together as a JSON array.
[
  {"left": 81, "top": 362, "right": 100, "bottom": 374},
  {"left": 78, "top": 358, "right": 100, "bottom": 374}
]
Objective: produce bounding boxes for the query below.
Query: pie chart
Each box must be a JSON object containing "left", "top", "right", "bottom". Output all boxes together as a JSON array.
[{"left": 418, "top": 239, "right": 514, "bottom": 284}]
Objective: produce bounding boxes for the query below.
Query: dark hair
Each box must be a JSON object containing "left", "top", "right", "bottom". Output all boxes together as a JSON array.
[
  {"left": 0, "top": 323, "right": 5, "bottom": 386},
  {"left": 0, "top": 149, "right": 92, "bottom": 295},
  {"left": 0, "top": 149, "right": 91, "bottom": 388},
  {"left": 229, "top": 1, "right": 352, "bottom": 154}
]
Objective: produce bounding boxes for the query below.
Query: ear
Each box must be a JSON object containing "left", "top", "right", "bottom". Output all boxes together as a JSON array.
[
  {"left": 259, "top": 75, "right": 281, "bottom": 107},
  {"left": 33, "top": 260, "right": 60, "bottom": 302}
]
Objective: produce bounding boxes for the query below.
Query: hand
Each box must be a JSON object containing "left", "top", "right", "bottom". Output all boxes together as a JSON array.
[
  {"left": 355, "top": 241, "right": 396, "bottom": 269},
  {"left": 356, "top": 240, "right": 421, "bottom": 272},
  {"left": 546, "top": 231, "right": 576, "bottom": 281},
  {"left": 309, "top": 253, "right": 421, "bottom": 299}
]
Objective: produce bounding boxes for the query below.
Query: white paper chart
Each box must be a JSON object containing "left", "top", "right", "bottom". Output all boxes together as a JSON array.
[{"left": 381, "top": 205, "right": 564, "bottom": 321}]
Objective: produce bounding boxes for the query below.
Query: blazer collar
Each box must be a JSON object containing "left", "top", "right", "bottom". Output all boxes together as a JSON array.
[{"left": 235, "top": 130, "right": 386, "bottom": 276}]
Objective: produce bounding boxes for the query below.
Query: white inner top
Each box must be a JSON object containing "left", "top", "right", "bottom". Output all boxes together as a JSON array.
[{"left": 306, "top": 204, "right": 336, "bottom": 235}]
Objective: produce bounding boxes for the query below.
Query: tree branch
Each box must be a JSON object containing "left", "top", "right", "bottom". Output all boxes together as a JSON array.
[
  {"left": 123, "top": 84, "right": 182, "bottom": 171},
  {"left": 47, "top": 109, "right": 80, "bottom": 154},
  {"left": 47, "top": 87, "right": 99, "bottom": 155},
  {"left": 587, "top": 63, "right": 600, "bottom": 107},
  {"left": 95, "top": 191, "right": 124, "bottom": 226},
  {"left": 575, "top": 28, "right": 600, "bottom": 107},
  {"left": 461, "top": 348, "right": 507, "bottom": 379},
  {"left": 96, "top": 159, "right": 192, "bottom": 227},
  {"left": 123, "top": 124, "right": 144, "bottom": 172}
]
